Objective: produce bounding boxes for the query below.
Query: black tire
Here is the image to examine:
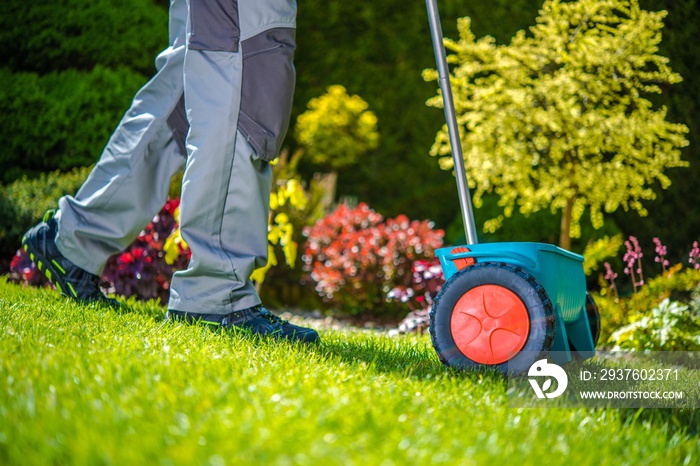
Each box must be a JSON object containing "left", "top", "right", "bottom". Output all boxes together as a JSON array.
[
  {"left": 586, "top": 291, "right": 600, "bottom": 347},
  {"left": 430, "top": 262, "right": 555, "bottom": 374}
]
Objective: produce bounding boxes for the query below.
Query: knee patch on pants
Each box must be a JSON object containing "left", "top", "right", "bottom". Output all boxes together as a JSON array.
[
  {"left": 238, "top": 28, "right": 296, "bottom": 161},
  {"left": 188, "top": 0, "right": 240, "bottom": 52}
]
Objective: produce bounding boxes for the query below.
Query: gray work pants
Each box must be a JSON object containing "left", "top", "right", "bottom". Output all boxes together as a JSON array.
[{"left": 54, "top": 0, "right": 297, "bottom": 314}]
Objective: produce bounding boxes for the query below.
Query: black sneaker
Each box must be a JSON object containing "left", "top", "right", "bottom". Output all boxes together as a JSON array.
[
  {"left": 21, "top": 210, "right": 119, "bottom": 308},
  {"left": 168, "top": 306, "right": 320, "bottom": 343}
]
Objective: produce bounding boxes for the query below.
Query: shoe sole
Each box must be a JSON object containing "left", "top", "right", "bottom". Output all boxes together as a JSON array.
[
  {"left": 167, "top": 311, "right": 320, "bottom": 343},
  {"left": 21, "top": 225, "right": 78, "bottom": 299}
]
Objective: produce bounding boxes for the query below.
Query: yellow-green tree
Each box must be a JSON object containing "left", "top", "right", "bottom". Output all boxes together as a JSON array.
[
  {"left": 295, "top": 85, "right": 379, "bottom": 205},
  {"left": 425, "top": 0, "right": 689, "bottom": 250}
]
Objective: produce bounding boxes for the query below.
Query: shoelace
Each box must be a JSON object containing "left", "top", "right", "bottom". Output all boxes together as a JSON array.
[{"left": 258, "top": 308, "right": 288, "bottom": 325}]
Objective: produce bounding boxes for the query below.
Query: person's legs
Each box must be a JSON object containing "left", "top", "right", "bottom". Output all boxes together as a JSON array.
[
  {"left": 168, "top": 0, "right": 297, "bottom": 314},
  {"left": 23, "top": 0, "right": 318, "bottom": 342},
  {"left": 22, "top": 0, "right": 189, "bottom": 304},
  {"left": 167, "top": 0, "right": 318, "bottom": 342},
  {"left": 54, "top": 0, "right": 189, "bottom": 275}
]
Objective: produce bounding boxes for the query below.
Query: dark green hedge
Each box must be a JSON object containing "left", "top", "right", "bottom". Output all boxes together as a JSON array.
[
  {"left": 0, "top": 0, "right": 167, "bottom": 75},
  {"left": 0, "top": 67, "right": 147, "bottom": 183},
  {"left": 1, "top": 0, "right": 167, "bottom": 184}
]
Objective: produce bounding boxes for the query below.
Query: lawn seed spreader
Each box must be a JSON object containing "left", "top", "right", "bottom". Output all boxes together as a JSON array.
[{"left": 424, "top": 0, "right": 599, "bottom": 374}]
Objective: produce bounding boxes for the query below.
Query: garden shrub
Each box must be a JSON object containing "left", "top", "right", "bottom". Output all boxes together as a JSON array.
[
  {"left": 609, "top": 296, "right": 700, "bottom": 351},
  {"left": 582, "top": 234, "right": 624, "bottom": 276},
  {"left": 595, "top": 236, "right": 700, "bottom": 345},
  {"left": 249, "top": 178, "right": 309, "bottom": 285},
  {"left": 102, "top": 198, "right": 189, "bottom": 303},
  {"left": 595, "top": 267, "right": 700, "bottom": 345},
  {"left": 295, "top": 85, "right": 379, "bottom": 172},
  {"left": 425, "top": 0, "right": 689, "bottom": 251},
  {"left": 0, "top": 67, "right": 146, "bottom": 184},
  {"left": 303, "top": 203, "right": 444, "bottom": 317},
  {"left": 389, "top": 258, "right": 445, "bottom": 334},
  {"left": 0, "top": 166, "right": 91, "bottom": 270}
]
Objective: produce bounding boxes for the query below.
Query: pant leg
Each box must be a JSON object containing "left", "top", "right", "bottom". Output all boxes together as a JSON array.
[
  {"left": 54, "top": 0, "right": 189, "bottom": 275},
  {"left": 168, "top": 0, "right": 297, "bottom": 314}
]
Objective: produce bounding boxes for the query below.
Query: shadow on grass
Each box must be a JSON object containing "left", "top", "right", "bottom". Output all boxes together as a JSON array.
[
  {"left": 315, "top": 337, "right": 699, "bottom": 439},
  {"left": 314, "top": 333, "right": 508, "bottom": 385},
  {"left": 110, "top": 296, "right": 167, "bottom": 320},
  {"left": 109, "top": 299, "right": 699, "bottom": 440}
]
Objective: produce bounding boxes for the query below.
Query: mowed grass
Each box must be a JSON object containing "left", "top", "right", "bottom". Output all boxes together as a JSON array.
[{"left": 0, "top": 278, "right": 697, "bottom": 466}]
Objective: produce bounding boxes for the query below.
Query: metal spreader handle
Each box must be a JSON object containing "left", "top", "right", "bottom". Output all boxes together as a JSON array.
[{"left": 425, "top": 0, "right": 479, "bottom": 245}]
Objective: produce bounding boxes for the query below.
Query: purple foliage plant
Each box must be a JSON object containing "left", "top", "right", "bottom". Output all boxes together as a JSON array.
[{"left": 389, "top": 258, "right": 445, "bottom": 334}]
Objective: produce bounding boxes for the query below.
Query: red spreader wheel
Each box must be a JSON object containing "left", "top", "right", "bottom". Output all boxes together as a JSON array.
[{"left": 450, "top": 285, "right": 530, "bottom": 365}]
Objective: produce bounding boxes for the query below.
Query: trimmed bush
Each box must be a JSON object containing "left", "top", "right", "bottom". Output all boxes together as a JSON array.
[
  {"left": 0, "top": 67, "right": 146, "bottom": 184},
  {"left": 303, "top": 203, "right": 444, "bottom": 317},
  {"left": 1, "top": 0, "right": 167, "bottom": 75},
  {"left": 0, "top": 166, "right": 91, "bottom": 270}
]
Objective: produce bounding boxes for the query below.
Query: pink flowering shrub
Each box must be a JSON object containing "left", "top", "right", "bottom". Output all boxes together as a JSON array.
[
  {"left": 653, "top": 237, "right": 669, "bottom": 272},
  {"left": 302, "top": 203, "right": 444, "bottom": 317},
  {"left": 602, "top": 236, "right": 700, "bottom": 298},
  {"left": 603, "top": 262, "right": 619, "bottom": 300},
  {"left": 622, "top": 236, "right": 644, "bottom": 292},
  {"left": 689, "top": 241, "right": 700, "bottom": 270}
]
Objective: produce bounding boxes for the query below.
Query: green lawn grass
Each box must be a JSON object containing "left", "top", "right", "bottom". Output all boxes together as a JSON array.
[{"left": 1, "top": 278, "right": 697, "bottom": 465}]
